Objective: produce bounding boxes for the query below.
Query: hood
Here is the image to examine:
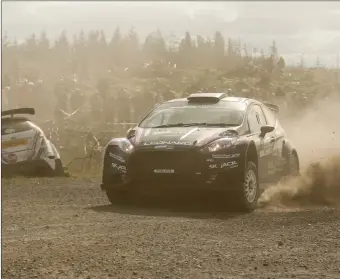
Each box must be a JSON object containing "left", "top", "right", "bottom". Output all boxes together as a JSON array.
[{"left": 133, "top": 126, "right": 239, "bottom": 147}]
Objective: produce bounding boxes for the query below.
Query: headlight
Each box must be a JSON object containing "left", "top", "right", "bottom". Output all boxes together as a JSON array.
[
  {"left": 201, "top": 138, "right": 236, "bottom": 153},
  {"left": 117, "top": 139, "right": 134, "bottom": 154}
]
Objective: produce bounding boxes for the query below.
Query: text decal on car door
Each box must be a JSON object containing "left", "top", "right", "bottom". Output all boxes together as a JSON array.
[{"left": 154, "top": 169, "right": 175, "bottom": 173}]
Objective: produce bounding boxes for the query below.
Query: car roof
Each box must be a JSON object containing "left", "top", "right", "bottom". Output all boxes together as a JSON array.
[{"left": 165, "top": 96, "right": 260, "bottom": 108}]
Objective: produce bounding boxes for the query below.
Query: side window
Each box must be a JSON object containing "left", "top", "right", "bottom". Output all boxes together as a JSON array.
[
  {"left": 262, "top": 105, "right": 277, "bottom": 127},
  {"left": 247, "top": 105, "right": 267, "bottom": 133}
]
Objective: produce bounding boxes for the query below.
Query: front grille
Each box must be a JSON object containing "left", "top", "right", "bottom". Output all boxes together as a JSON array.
[{"left": 128, "top": 149, "right": 204, "bottom": 178}]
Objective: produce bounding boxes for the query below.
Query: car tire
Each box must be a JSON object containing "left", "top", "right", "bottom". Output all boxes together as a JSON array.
[
  {"left": 54, "top": 159, "right": 66, "bottom": 176},
  {"left": 284, "top": 152, "right": 300, "bottom": 177},
  {"left": 233, "top": 161, "right": 259, "bottom": 212},
  {"left": 105, "top": 187, "right": 130, "bottom": 205}
]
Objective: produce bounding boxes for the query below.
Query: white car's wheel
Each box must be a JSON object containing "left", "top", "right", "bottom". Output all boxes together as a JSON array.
[{"left": 54, "top": 159, "right": 65, "bottom": 176}]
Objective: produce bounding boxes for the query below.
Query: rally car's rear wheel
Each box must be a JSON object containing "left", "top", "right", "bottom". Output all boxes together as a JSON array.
[
  {"left": 233, "top": 161, "right": 259, "bottom": 212},
  {"left": 285, "top": 152, "right": 300, "bottom": 177}
]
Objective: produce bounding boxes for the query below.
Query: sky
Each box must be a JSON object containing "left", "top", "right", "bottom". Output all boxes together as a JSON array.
[{"left": 2, "top": 1, "right": 340, "bottom": 66}]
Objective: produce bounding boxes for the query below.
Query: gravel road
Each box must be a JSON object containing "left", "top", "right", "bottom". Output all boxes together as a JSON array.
[{"left": 2, "top": 177, "right": 340, "bottom": 279}]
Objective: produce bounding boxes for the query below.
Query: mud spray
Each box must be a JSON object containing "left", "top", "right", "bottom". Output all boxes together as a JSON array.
[{"left": 258, "top": 95, "right": 340, "bottom": 209}]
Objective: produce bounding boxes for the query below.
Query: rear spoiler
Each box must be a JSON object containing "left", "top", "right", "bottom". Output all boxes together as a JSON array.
[
  {"left": 1, "top": 108, "right": 35, "bottom": 118},
  {"left": 263, "top": 103, "right": 279, "bottom": 113}
]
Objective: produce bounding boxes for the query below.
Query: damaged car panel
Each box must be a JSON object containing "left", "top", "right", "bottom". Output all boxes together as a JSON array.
[{"left": 1, "top": 108, "right": 66, "bottom": 177}]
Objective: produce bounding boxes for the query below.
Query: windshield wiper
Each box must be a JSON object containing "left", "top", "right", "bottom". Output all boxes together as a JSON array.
[
  {"left": 154, "top": 123, "right": 239, "bottom": 128},
  {"left": 153, "top": 123, "right": 193, "bottom": 128},
  {"left": 205, "top": 123, "right": 239, "bottom": 127}
]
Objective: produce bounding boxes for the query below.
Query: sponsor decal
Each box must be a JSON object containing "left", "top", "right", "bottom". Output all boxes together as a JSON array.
[
  {"left": 212, "top": 153, "right": 240, "bottom": 159},
  {"left": 154, "top": 145, "right": 174, "bottom": 149},
  {"left": 111, "top": 163, "right": 127, "bottom": 173},
  {"left": 220, "top": 130, "right": 238, "bottom": 137},
  {"left": 209, "top": 164, "right": 218, "bottom": 169},
  {"left": 7, "top": 153, "right": 17, "bottom": 164},
  {"left": 154, "top": 169, "right": 175, "bottom": 173},
  {"left": 109, "top": 152, "right": 125, "bottom": 163},
  {"left": 4, "top": 128, "right": 15, "bottom": 134},
  {"left": 152, "top": 130, "right": 185, "bottom": 135},
  {"left": 142, "top": 141, "right": 192, "bottom": 146},
  {"left": 221, "top": 161, "right": 238, "bottom": 169}
]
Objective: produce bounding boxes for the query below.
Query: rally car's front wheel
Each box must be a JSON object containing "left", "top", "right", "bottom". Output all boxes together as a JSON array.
[
  {"left": 232, "top": 161, "right": 259, "bottom": 212},
  {"left": 106, "top": 187, "right": 131, "bottom": 205}
]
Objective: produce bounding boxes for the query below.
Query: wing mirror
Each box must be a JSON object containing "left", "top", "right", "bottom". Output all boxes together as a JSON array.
[
  {"left": 127, "top": 128, "right": 136, "bottom": 139},
  {"left": 260, "top": 125, "right": 274, "bottom": 137}
]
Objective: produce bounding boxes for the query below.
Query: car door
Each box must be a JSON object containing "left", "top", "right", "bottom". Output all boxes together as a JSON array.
[
  {"left": 261, "top": 105, "right": 286, "bottom": 175},
  {"left": 247, "top": 104, "right": 275, "bottom": 180}
]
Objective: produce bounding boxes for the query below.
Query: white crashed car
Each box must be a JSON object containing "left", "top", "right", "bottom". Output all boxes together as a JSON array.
[{"left": 2, "top": 108, "right": 65, "bottom": 177}]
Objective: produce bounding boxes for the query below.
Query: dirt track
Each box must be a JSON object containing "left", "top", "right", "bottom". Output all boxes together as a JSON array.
[{"left": 2, "top": 177, "right": 340, "bottom": 279}]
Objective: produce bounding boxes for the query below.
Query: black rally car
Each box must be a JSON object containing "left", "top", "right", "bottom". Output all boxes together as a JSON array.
[{"left": 101, "top": 93, "right": 300, "bottom": 211}]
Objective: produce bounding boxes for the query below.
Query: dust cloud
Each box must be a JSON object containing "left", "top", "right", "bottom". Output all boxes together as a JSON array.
[{"left": 258, "top": 95, "right": 340, "bottom": 208}]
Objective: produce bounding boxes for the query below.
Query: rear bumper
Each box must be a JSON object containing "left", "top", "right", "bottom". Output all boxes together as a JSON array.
[
  {"left": 101, "top": 146, "right": 243, "bottom": 191},
  {"left": 2, "top": 159, "right": 52, "bottom": 177}
]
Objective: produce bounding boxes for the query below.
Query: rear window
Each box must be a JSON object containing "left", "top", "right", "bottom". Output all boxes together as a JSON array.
[{"left": 1, "top": 119, "right": 33, "bottom": 135}]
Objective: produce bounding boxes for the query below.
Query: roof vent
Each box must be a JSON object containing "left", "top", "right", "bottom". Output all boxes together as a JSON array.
[{"left": 187, "top": 92, "right": 228, "bottom": 103}]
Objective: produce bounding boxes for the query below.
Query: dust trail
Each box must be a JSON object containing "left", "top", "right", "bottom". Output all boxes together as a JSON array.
[{"left": 259, "top": 95, "right": 340, "bottom": 208}]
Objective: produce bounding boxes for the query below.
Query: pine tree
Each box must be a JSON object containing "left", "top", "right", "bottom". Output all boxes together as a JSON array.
[
  {"left": 143, "top": 30, "right": 166, "bottom": 61},
  {"left": 123, "top": 28, "right": 139, "bottom": 65},
  {"left": 56, "top": 30, "right": 70, "bottom": 51},
  {"left": 179, "top": 31, "right": 192, "bottom": 53},
  {"left": 227, "top": 38, "right": 234, "bottom": 57},
  {"left": 110, "top": 27, "right": 121, "bottom": 48},
  {"left": 109, "top": 27, "right": 123, "bottom": 66},
  {"left": 270, "top": 40, "right": 278, "bottom": 57},
  {"left": 26, "top": 33, "right": 37, "bottom": 50},
  {"left": 178, "top": 31, "right": 194, "bottom": 67},
  {"left": 99, "top": 30, "right": 107, "bottom": 48},
  {"left": 39, "top": 30, "right": 50, "bottom": 50},
  {"left": 214, "top": 31, "right": 225, "bottom": 58}
]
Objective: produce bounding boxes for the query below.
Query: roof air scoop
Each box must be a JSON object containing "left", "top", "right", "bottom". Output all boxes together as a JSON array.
[{"left": 187, "top": 92, "right": 228, "bottom": 103}]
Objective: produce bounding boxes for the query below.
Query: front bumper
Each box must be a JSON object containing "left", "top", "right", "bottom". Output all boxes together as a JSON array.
[
  {"left": 101, "top": 145, "right": 243, "bottom": 191},
  {"left": 2, "top": 159, "right": 52, "bottom": 177}
]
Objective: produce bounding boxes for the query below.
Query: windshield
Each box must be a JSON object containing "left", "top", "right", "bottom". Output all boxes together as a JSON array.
[{"left": 139, "top": 105, "right": 244, "bottom": 128}]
